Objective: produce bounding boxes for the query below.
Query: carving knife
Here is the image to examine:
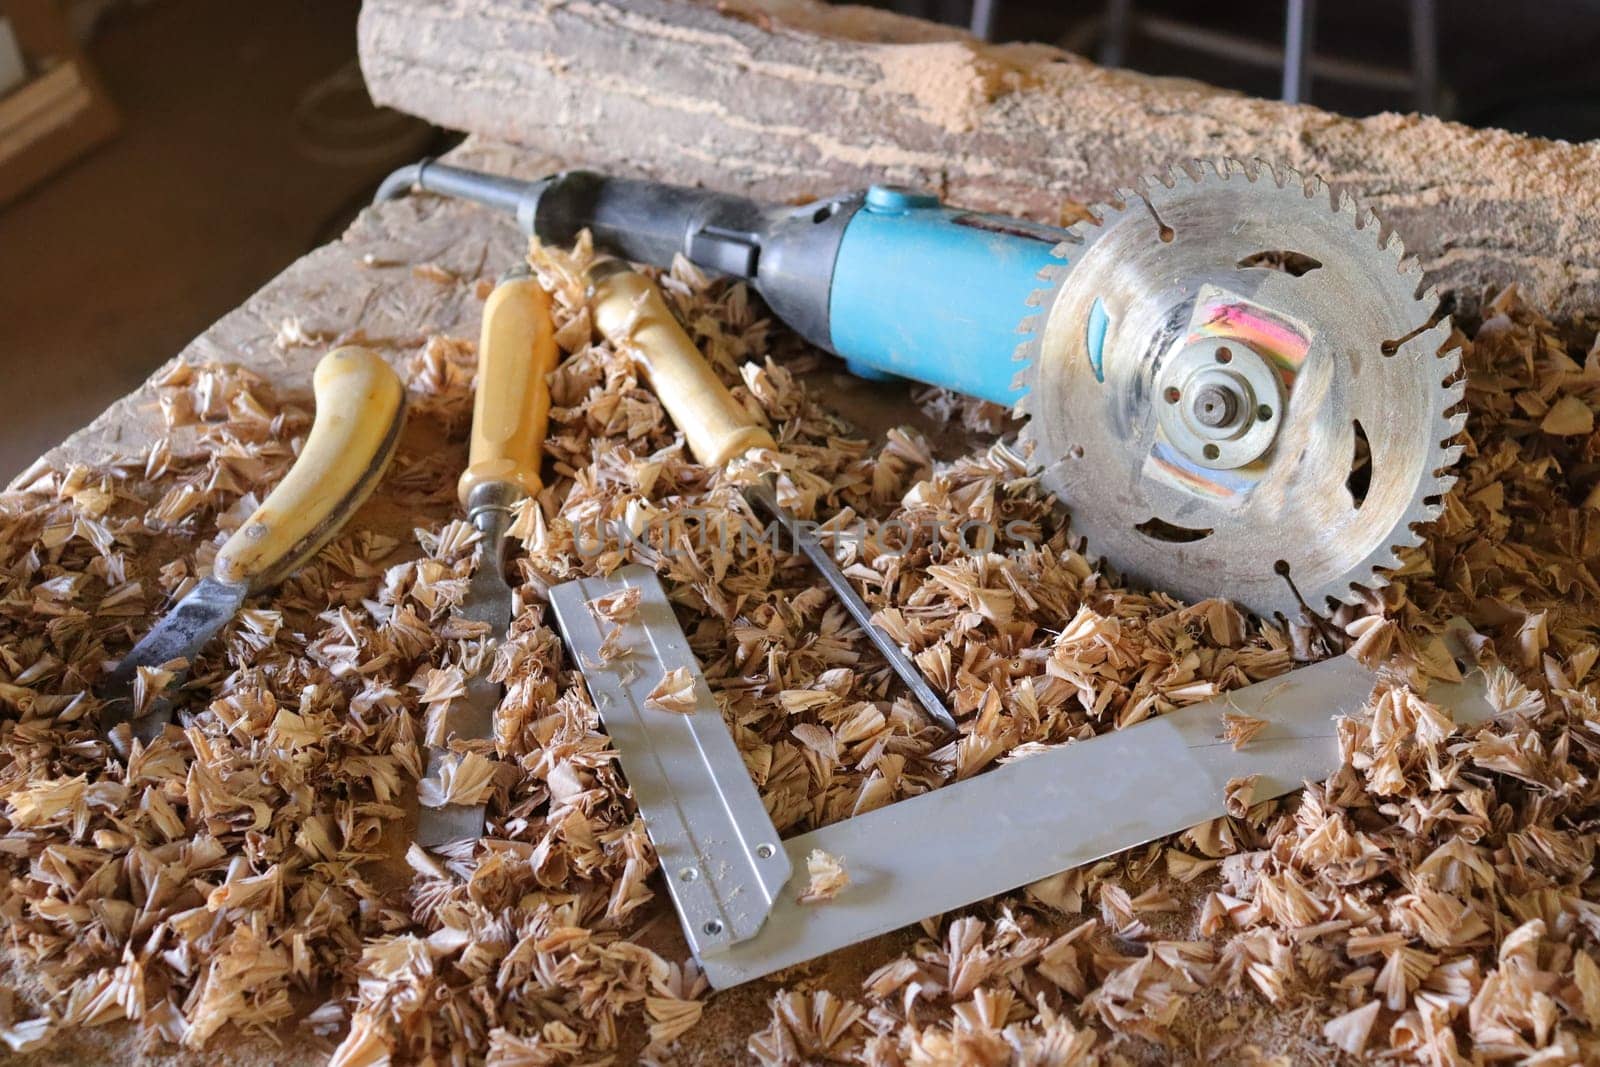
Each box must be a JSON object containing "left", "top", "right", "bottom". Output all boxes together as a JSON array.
[
  {"left": 586, "top": 259, "right": 957, "bottom": 731},
  {"left": 99, "top": 347, "right": 406, "bottom": 756},
  {"left": 416, "top": 266, "right": 559, "bottom": 849}
]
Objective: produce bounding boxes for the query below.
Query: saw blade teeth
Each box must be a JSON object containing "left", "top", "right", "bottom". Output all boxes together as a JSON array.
[
  {"left": 1014, "top": 160, "right": 1466, "bottom": 621},
  {"left": 1416, "top": 499, "right": 1446, "bottom": 526},
  {"left": 1073, "top": 203, "right": 1111, "bottom": 230},
  {"left": 1318, "top": 178, "right": 1342, "bottom": 212},
  {"left": 1436, "top": 346, "right": 1466, "bottom": 381},
  {"left": 1412, "top": 319, "right": 1453, "bottom": 357},
  {"left": 1065, "top": 220, "right": 1098, "bottom": 243},
  {"left": 1339, "top": 571, "right": 1390, "bottom": 605},
  {"left": 1103, "top": 188, "right": 1134, "bottom": 211},
  {"left": 1140, "top": 168, "right": 1172, "bottom": 194},
  {"left": 1396, "top": 513, "right": 1430, "bottom": 541}
]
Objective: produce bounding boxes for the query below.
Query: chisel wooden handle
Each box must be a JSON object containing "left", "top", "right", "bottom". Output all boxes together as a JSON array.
[
  {"left": 213, "top": 346, "right": 405, "bottom": 591},
  {"left": 458, "top": 269, "right": 560, "bottom": 509},
  {"left": 589, "top": 261, "right": 775, "bottom": 466}
]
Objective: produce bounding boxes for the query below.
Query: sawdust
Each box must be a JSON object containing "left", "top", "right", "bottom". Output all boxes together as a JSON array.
[
  {"left": 0, "top": 210, "right": 1595, "bottom": 1067},
  {"left": 869, "top": 40, "right": 1039, "bottom": 134},
  {"left": 713, "top": 0, "right": 965, "bottom": 45}
]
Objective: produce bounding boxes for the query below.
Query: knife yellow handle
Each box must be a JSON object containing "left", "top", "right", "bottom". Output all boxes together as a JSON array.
[
  {"left": 458, "top": 270, "right": 560, "bottom": 508},
  {"left": 213, "top": 346, "right": 405, "bottom": 591},
  {"left": 589, "top": 261, "right": 775, "bottom": 467}
]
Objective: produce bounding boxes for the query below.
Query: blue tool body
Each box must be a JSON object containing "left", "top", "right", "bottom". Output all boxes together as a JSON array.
[
  {"left": 390, "top": 164, "right": 1077, "bottom": 406},
  {"left": 827, "top": 186, "right": 1072, "bottom": 405}
]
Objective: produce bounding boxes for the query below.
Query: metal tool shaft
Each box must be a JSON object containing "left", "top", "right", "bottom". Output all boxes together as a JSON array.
[
  {"left": 456, "top": 496, "right": 517, "bottom": 725},
  {"left": 415, "top": 498, "right": 514, "bottom": 849},
  {"left": 743, "top": 479, "right": 956, "bottom": 731}
]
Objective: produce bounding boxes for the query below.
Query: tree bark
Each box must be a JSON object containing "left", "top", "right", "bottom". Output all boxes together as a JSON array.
[{"left": 359, "top": 0, "right": 1600, "bottom": 324}]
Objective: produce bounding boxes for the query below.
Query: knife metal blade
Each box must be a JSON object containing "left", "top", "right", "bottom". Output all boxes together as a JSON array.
[
  {"left": 96, "top": 346, "right": 406, "bottom": 756},
  {"left": 98, "top": 576, "right": 248, "bottom": 753}
]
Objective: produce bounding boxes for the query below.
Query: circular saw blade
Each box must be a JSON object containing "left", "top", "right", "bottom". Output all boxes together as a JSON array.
[{"left": 1016, "top": 159, "right": 1466, "bottom": 619}]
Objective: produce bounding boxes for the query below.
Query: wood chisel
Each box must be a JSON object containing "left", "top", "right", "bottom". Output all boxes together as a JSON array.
[
  {"left": 586, "top": 258, "right": 957, "bottom": 732},
  {"left": 415, "top": 265, "right": 559, "bottom": 849},
  {"left": 99, "top": 346, "right": 406, "bottom": 756}
]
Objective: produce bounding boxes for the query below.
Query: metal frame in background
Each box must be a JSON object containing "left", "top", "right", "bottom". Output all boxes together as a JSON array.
[
  {"left": 551, "top": 565, "right": 1493, "bottom": 988},
  {"left": 1098, "top": 0, "right": 1439, "bottom": 111}
]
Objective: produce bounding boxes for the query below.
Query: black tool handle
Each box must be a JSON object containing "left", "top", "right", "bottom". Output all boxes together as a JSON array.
[{"left": 385, "top": 160, "right": 859, "bottom": 353}]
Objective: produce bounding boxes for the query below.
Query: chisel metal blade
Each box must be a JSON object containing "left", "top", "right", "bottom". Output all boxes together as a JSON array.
[
  {"left": 415, "top": 515, "right": 515, "bottom": 849},
  {"left": 98, "top": 576, "right": 248, "bottom": 753}
]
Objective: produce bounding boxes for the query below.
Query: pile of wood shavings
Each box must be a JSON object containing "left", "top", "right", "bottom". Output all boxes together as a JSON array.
[{"left": 0, "top": 228, "right": 1594, "bottom": 1065}]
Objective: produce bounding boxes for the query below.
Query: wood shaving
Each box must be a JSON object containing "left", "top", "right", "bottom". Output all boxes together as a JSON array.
[
  {"left": 0, "top": 239, "right": 1596, "bottom": 1065},
  {"left": 644, "top": 665, "right": 697, "bottom": 713},
  {"left": 417, "top": 751, "right": 497, "bottom": 806},
  {"left": 1220, "top": 711, "right": 1268, "bottom": 749},
  {"left": 1223, "top": 773, "right": 1260, "bottom": 818},
  {"left": 586, "top": 585, "right": 641, "bottom": 623},
  {"left": 798, "top": 847, "right": 849, "bottom": 904}
]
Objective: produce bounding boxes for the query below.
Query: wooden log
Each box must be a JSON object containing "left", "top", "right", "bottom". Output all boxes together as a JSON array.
[{"left": 358, "top": 0, "right": 1600, "bottom": 324}]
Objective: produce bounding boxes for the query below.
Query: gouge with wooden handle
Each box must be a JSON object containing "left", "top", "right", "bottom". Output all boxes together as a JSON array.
[
  {"left": 100, "top": 347, "right": 406, "bottom": 756},
  {"left": 588, "top": 259, "right": 956, "bottom": 731},
  {"left": 416, "top": 266, "right": 559, "bottom": 849}
]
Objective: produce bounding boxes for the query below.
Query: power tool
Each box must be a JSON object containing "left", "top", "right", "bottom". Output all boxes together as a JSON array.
[{"left": 376, "top": 158, "right": 1464, "bottom": 620}]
